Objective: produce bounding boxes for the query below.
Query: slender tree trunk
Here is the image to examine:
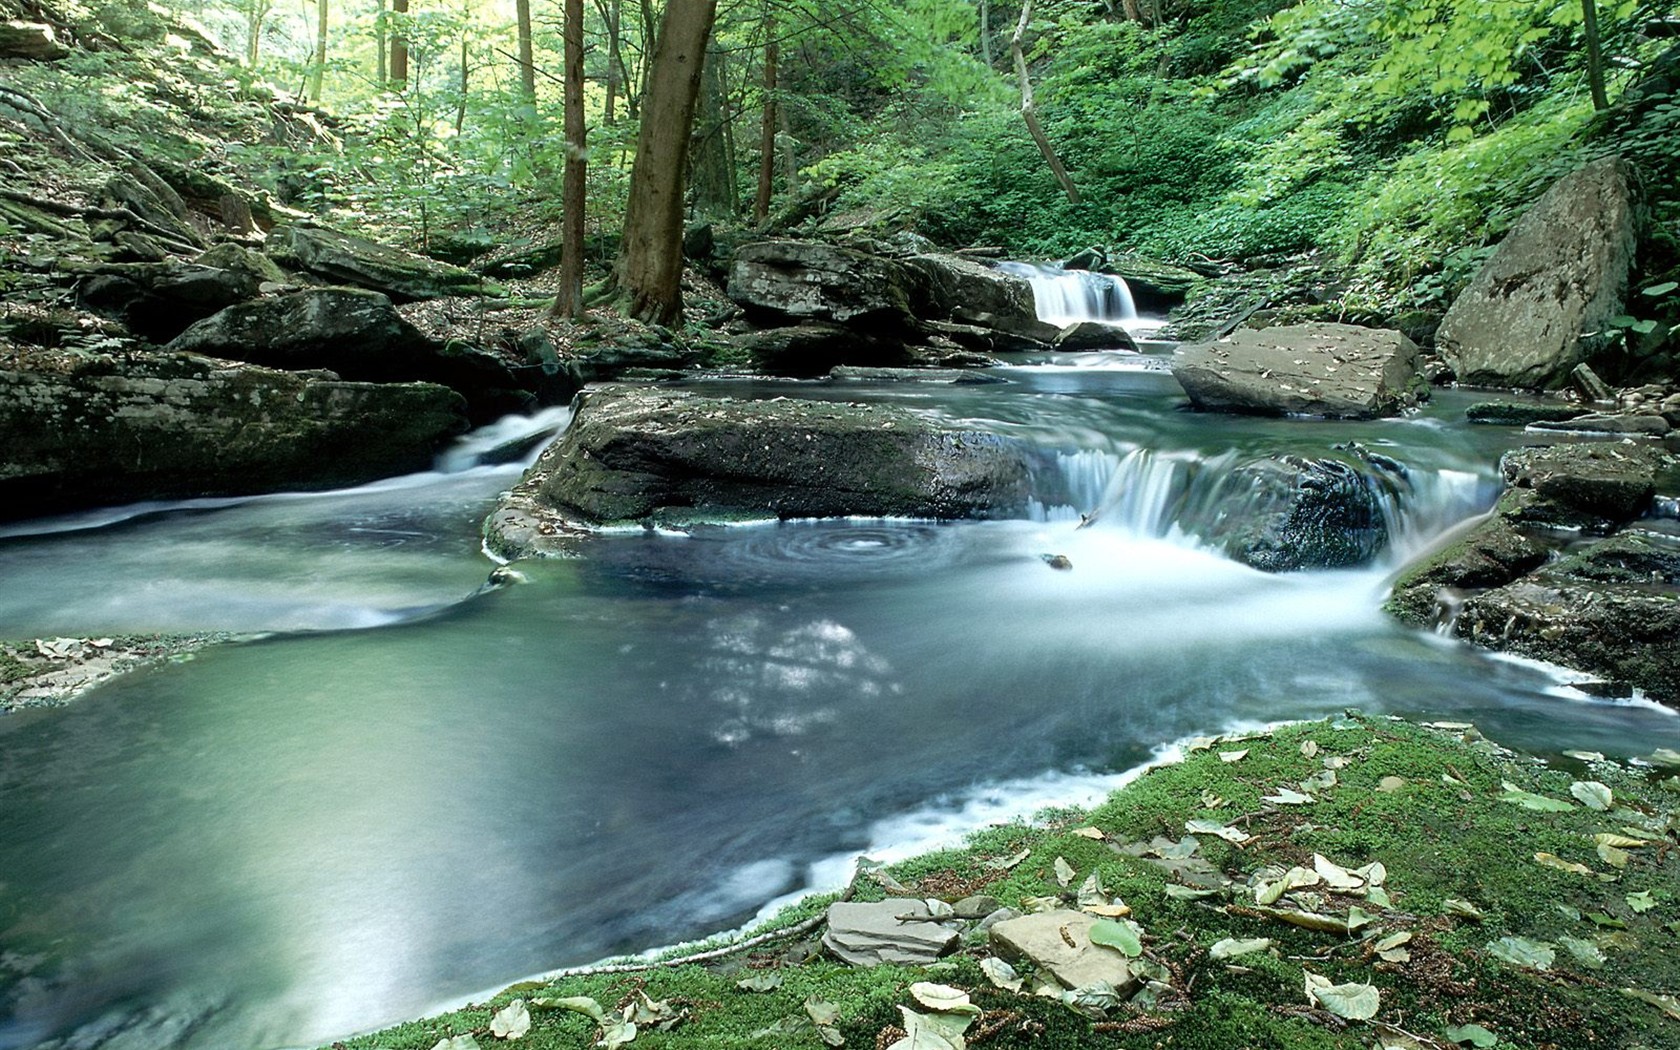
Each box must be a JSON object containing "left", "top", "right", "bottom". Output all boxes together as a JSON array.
[
  {"left": 390, "top": 0, "right": 409, "bottom": 89},
  {"left": 246, "top": 0, "right": 268, "bottom": 65},
  {"left": 778, "top": 94, "right": 796, "bottom": 198},
  {"left": 554, "top": 0, "right": 589, "bottom": 318},
  {"left": 692, "top": 43, "right": 736, "bottom": 217},
  {"left": 615, "top": 0, "right": 718, "bottom": 325},
  {"left": 1011, "top": 0, "right": 1079, "bottom": 204},
  {"left": 753, "top": 5, "right": 777, "bottom": 223},
  {"left": 307, "top": 0, "right": 327, "bottom": 100},
  {"left": 634, "top": 0, "right": 656, "bottom": 116},
  {"left": 376, "top": 0, "right": 387, "bottom": 84},
  {"left": 593, "top": 0, "right": 625, "bottom": 124},
  {"left": 979, "top": 0, "right": 992, "bottom": 67},
  {"left": 515, "top": 0, "right": 536, "bottom": 104},
  {"left": 1582, "top": 0, "right": 1609, "bottom": 110},
  {"left": 455, "top": 35, "right": 468, "bottom": 136}
]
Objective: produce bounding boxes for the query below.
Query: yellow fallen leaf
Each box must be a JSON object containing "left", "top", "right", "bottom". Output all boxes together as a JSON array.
[
  {"left": 1072, "top": 826, "right": 1106, "bottom": 840},
  {"left": 1535, "top": 852, "right": 1594, "bottom": 876}
]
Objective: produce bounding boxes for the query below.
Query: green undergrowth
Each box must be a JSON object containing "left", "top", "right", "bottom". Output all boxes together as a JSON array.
[{"left": 327, "top": 716, "right": 1680, "bottom": 1050}]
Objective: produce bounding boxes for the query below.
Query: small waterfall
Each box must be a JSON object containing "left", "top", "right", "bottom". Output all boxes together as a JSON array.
[
  {"left": 996, "top": 261, "right": 1138, "bottom": 327},
  {"left": 433, "top": 405, "right": 573, "bottom": 473},
  {"left": 1029, "top": 447, "right": 1202, "bottom": 538}
]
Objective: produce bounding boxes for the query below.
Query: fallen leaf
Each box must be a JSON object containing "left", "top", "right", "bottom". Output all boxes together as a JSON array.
[
  {"left": 1445, "top": 899, "right": 1484, "bottom": 921},
  {"left": 1487, "top": 936, "right": 1554, "bottom": 970},
  {"left": 1060, "top": 981, "right": 1126, "bottom": 1019},
  {"left": 535, "top": 997, "right": 606, "bottom": 1023},
  {"left": 1300, "top": 740, "right": 1320, "bottom": 758},
  {"left": 1571, "top": 781, "right": 1613, "bottom": 811},
  {"left": 1253, "top": 905, "right": 1349, "bottom": 933},
  {"left": 1366, "top": 886, "right": 1393, "bottom": 908},
  {"left": 1186, "top": 819, "right": 1250, "bottom": 844},
  {"left": 1256, "top": 865, "right": 1321, "bottom": 905},
  {"left": 1301, "top": 769, "right": 1338, "bottom": 792},
  {"left": 1644, "top": 748, "right": 1680, "bottom": 768},
  {"left": 1559, "top": 936, "right": 1606, "bottom": 969},
  {"left": 1594, "top": 832, "right": 1651, "bottom": 848},
  {"left": 1220, "top": 749, "right": 1249, "bottom": 763},
  {"left": 1264, "top": 787, "right": 1314, "bottom": 806},
  {"left": 1210, "top": 937, "right": 1272, "bottom": 959},
  {"left": 430, "top": 1037, "right": 483, "bottom": 1050},
  {"left": 600, "top": 1018, "right": 637, "bottom": 1050},
  {"left": 1535, "top": 852, "right": 1594, "bottom": 876},
  {"left": 979, "top": 956, "right": 1022, "bottom": 992},
  {"left": 1443, "top": 1022, "right": 1499, "bottom": 1046},
  {"left": 987, "top": 849, "right": 1030, "bottom": 871},
  {"left": 1164, "top": 884, "right": 1221, "bottom": 900},
  {"left": 629, "top": 993, "right": 681, "bottom": 1031},
  {"left": 888, "top": 1004, "right": 974, "bottom": 1050},
  {"left": 1304, "top": 972, "right": 1380, "bottom": 1020},
  {"left": 1153, "top": 836, "right": 1199, "bottom": 860},
  {"left": 1346, "top": 905, "right": 1378, "bottom": 931},
  {"left": 1089, "top": 918, "right": 1144, "bottom": 957},
  {"left": 1054, "top": 857, "right": 1076, "bottom": 888},
  {"left": 490, "top": 1000, "right": 531, "bottom": 1040},
  {"left": 1072, "top": 826, "right": 1105, "bottom": 840},
  {"left": 909, "top": 983, "right": 979, "bottom": 1015},
  {"left": 1598, "top": 844, "right": 1631, "bottom": 869},
  {"left": 1622, "top": 987, "right": 1680, "bottom": 1022},
  {"left": 1376, "top": 776, "right": 1407, "bottom": 793},
  {"left": 1499, "top": 782, "right": 1574, "bottom": 812},
  {"left": 736, "top": 972, "right": 784, "bottom": 993},
  {"left": 1201, "top": 789, "right": 1228, "bottom": 809},
  {"left": 1023, "top": 895, "right": 1063, "bottom": 913},
  {"left": 1627, "top": 890, "right": 1658, "bottom": 914},
  {"left": 805, "top": 996, "right": 843, "bottom": 1027},
  {"left": 1314, "top": 854, "right": 1365, "bottom": 891}
]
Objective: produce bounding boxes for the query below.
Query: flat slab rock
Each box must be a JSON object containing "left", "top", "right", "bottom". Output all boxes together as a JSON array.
[
  {"left": 822, "top": 900, "right": 960, "bottom": 967},
  {"left": 988, "top": 910, "right": 1138, "bottom": 992},
  {"left": 1171, "top": 323, "right": 1424, "bottom": 419}
]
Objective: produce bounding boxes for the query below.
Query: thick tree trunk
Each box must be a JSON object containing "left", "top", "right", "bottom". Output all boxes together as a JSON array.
[
  {"left": 307, "top": 0, "right": 326, "bottom": 100},
  {"left": 1582, "top": 0, "right": 1609, "bottom": 110},
  {"left": 614, "top": 0, "right": 718, "bottom": 325},
  {"left": 554, "top": 0, "right": 588, "bottom": 318},
  {"left": 692, "top": 43, "right": 737, "bottom": 218},
  {"left": 753, "top": 5, "right": 777, "bottom": 223},
  {"left": 515, "top": 0, "right": 536, "bottom": 105},
  {"left": 390, "top": 0, "right": 409, "bottom": 89},
  {"left": 1011, "top": 0, "right": 1079, "bottom": 205}
]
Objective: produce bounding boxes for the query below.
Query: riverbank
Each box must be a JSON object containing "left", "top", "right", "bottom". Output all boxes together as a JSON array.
[
  {"left": 325, "top": 714, "right": 1680, "bottom": 1050},
  {"left": 1, "top": 632, "right": 233, "bottom": 712}
]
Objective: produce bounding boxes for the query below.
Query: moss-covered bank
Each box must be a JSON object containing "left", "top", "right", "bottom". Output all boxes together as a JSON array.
[{"left": 325, "top": 716, "right": 1680, "bottom": 1050}]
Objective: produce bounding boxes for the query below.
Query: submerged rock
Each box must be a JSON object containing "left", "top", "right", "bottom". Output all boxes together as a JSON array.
[
  {"left": 1053, "top": 321, "right": 1138, "bottom": 352},
  {"left": 1436, "top": 157, "right": 1641, "bottom": 390},
  {"left": 1527, "top": 412, "right": 1671, "bottom": 437},
  {"left": 1500, "top": 441, "right": 1663, "bottom": 531},
  {"left": 484, "top": 386, "right": 1031, "bottom": 553},
  {"left": 0, "top": 347, "right": 467, "bottom": 517},
  {"left": 1466, "top": 401, "right": 1587, "bottom": 427},
  {"left": 822, "top": 899, "right": 960, "bottom": 967},
  {"left": 1171, "top": 323, "right": 1425, "bottom": 419},
  {"left": 1199, "top": 446, "right": 1407, "bottom": 572}
]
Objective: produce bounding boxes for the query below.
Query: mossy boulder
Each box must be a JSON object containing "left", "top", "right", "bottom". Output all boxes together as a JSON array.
[
  {"left": 266, "top": 224, "right": 494, "bottom": 301},
  {"left": 0, "top": 346, "right": 467, "bottom": 518},
  {"left": 1499, "top": 441, "right": 1663, "bottom": 530},
  {"left": 727, "top": 240, "right": 917, "bottom": 330}
]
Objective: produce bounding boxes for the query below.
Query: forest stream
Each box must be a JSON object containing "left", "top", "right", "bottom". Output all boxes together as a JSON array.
[{"left": 2, "top": 281, "right": 1679, "bottom": 1050}]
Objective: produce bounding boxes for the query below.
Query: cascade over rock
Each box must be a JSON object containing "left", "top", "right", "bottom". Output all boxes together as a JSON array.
[
  {"left": 0, "top": 347, "right": 467, "bottom": 518},
  {"left": 1436, "top": 157, "right": 1641, "bottom": 390},
  {"left": 265, "top": 224, "right": 494, "bottom": 301},
  {"left": 165, "top": 287, "right": 527, "bottom": 420},
  {"left": 1172, "top": 323, "right": 1425, "bottom": 419},
  {"left": 484, "top": 386, "right": 1032, "bottom": 554}
]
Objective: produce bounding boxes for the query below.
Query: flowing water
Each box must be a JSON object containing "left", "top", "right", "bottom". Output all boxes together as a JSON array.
[{"left": 2, "top": 329, "right": 1678, "bottom": 1049}]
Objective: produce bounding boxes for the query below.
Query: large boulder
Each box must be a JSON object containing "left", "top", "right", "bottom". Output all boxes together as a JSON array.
[
  {"left": 165, "top": 287, "right": 525, "bottom": 421},
  {"left": 1436, "top": 157, "right": 1641, "bottom": 389},
  {"left": 486, "top": 386, "right": 1032, "bottom": 545},
  {"left": 266, "top": 224, "right": 493, "bottom": 301},
  {"left": 740, "top": 322, "right": 916, "bottom": 377},
  {"left": 0, "top": 21, "right": 68, "bottom": 59},
  {"left": 1385, "top": 496, "right": 1552, "bottom": 627},
  {"left": 0, "top": 347, "right": 467, "bottom": 518},
  {"left": 727, "top": 240, "right": 917, "bottom": 329},
  {"left": 902, "top": 254, "right": 1056, "bottom": 343},
  {"left": 77, "top": 261, "right": 263, "bottom": 342},
  {"left": 1499, "top": 441, "right": 1662, "bottom": 531},
  {"left": 1196, "top": 446, "right": 1407, "bottom": 572},
  {"left": 1172, "top": 323, "right": 1425, "bottom": 419}
]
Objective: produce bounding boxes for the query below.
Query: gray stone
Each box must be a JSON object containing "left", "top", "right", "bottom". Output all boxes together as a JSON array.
[
  {"left": 1385, "top": 500, "right": 1551, "bottom": 628},
  {"left": 1500, "top": 442, "right": 1664, "bottom": 529},
  {"left": 739, "top": 322, "right": 914, "bottom": 377},
  {"left": 0, "top": 20, "right": 68, "bottom": 59},
  {"left": 499, "top": 386, "right": 1032, "bottom": 530},
  {"left": 1437, "top": 157, "right": 1641, "bottom": 389},
  {"left": 1053, "top": 321, "right": 1138, "bottom": 352},
  {"left": 828, "top": 366, "right": 1007, "bottom": 385},
  {"left": 727, "top": 240, "right": 916, "bottom": 329},
  {"left": 267, "top": 224, "right": 492, "bottom": 301},
  {"left": 1465, "top": 401, "right": 1587, "bottom": 426},
  {"left": 952, "top": 894, "right": 1004, "bottom": 920},
  {"left": 988, "top": 910, "right": 1139, "bottom": 992},
  {"left": 902, "top": 254, "right": 1041, "bottom": 335},
  {"left": 77, "top": 261, "right": 262, "bottom": 341},
  {"left": 822, "top": 899, "right": 960, "bottom": 967},
  {"left": 1171, "top": 323, "right": 1425, "bottom": 419},
  {"left": 1527, "top": 412, "right": 1671, "bottom": 437},
  {"left": 0, "top": 347, "right": 466, "bottom": 519}
]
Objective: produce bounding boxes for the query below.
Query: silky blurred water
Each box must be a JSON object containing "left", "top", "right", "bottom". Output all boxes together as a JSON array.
[{"left": 0, "top": 369, "right": 1674, "bottom": 1050}]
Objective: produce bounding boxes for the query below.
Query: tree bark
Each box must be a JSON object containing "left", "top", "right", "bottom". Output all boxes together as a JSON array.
[
  {"left": 1582, "top": 0, "right": 1608, "bottom": 111},
  {"left": 753, "top": 4, "right": 777, "bottom": 223},
  {"left": 455, "top": 35, "right": 469, "bottom": 136},
  {"left": 554, "top": 0, "right": 588, "bottom": 318},
  {"left": 515, "top": 0, "right": 536, "bottom": 105},
  {"left": 979, "top": 0, "right": 992, "bottom": 67},
  {"left": 245, "top": 0, "right": 268, "bottom": 65},
  {"left": 307, "top": 0, "right": 327, "bottom": 100},
  {"left": 389, "top": 0, "right": 409, "bottom": 89},
  {"left": 692, "top": 42, "right": 737, "bottom": 218},
  {"left": 614, "top": 0, "right": 718, "bottom": 325},
  {"left": 1011, "top": 0, "right": 1079, "bottom": 205},
  {"left": 593, "top": 0, "right": 625, "bottom": 124},
  {"left": 375, "top": 0, "right": 386, "bottom": 84}
]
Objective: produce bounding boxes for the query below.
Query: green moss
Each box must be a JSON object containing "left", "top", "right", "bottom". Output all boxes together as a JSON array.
[{"left": 329, "top": 717, "right": 1680, "bottom": 1050}]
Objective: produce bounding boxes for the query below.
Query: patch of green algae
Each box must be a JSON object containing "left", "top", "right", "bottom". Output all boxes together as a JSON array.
[{"left": 326, "top": 716, "right": 1680, "bottom": 1050}]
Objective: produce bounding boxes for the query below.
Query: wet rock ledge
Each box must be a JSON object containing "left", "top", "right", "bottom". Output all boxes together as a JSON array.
[{"left": 484, "top": 386, "right": 1032, "bottom": 559}]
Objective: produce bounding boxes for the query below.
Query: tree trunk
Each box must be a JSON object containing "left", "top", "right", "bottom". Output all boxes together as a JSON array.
[
  {"left": 614, "top": 0, "right": 718, "bottom": 325},
  {"left": 979, "top": 0, "right": 992, "bottom": 67},
  {"left": 593, "top": 0, "right": 625, "bottom": 124},
  {"left": 515, "top": 0, "right": 536, "bottom": 105},
  {"left": 1011, "top": 0, "right": 1078, "bottom": 204},
  {"left": 692, "top": 42, "right": 737, "bottom": 218},
  {"left": 1582, "top": 0, "right": 1609, "bottom": 110},
  {"left": 753, "top": 4, "right": 777, "bottom": 222},
  {"left": 455, "top": 35, "right": 468, "bottom": 136},
  {"left": 245, "top": 0, "right": 268, "bottom": 65},
  {"left": 307, "top": 0, "right": 326, "bottom": 100},
  {"left": 554, "top": 0, "right": 589, "bottom": 318},
  {"left": 375, "top": 0, "right": 386, "bottom": 84},
  {"left": 390, "top": 0, "right": 409, "bottom": 89}
]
